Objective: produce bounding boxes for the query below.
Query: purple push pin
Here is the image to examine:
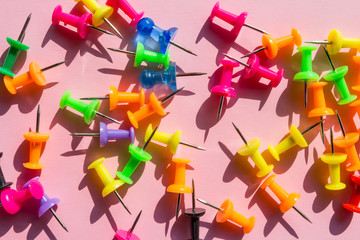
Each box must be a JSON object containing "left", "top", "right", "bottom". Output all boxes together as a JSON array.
[
  {"left": 116, "top": 210, "right": 142, "bottom": 240},
  {"left": 71, "top": 122, "right": 135, "bottom": 147},
  {"left": 106, "top": 0, "right": 144, "bottom": 25},
  {"left": 0, "top": 153, "right": 12, "bottom": 191}
]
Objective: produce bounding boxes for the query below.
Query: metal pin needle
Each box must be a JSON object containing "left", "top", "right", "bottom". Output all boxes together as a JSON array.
[
  {"left": 108, "top": 48, "right": 136, "bottom": 56},
  {"left": 241, "top": 47, "right": 266, "bottom": 59},
  {"left": 143, "top": 126, "right": 158, "bottom": 150},
  {"left": 36, "top": 104, "right": 40, "bottom": 133},
  {"left": 103, "top": 18, "right": 123, "bottom": 39},
  {"left": 40, "top": 61, "right": 66, "bottom": 72},
  {"left": 179, "top": 141, "right": 206, "bottom": 151},
  {"left": 192, "top": 179, "right": 195, "bottom": 214},
  {"left": 335, "top": 110, "right": 346, "bottom": 137},
  {"left": 176, "top": 193, "right": 181, "bottom": 219},
  {"left": 322, "top": 44, "right": 336, "bottom": 71},
  {"left": 18, "top": 13, "right": 32, "bottom": 43},
  {"left": 301, "top": 120, "right": 325, "bottom": 135},
  {"left": 87, "top": 25, "right": 115, "bottom": 36},
  {"left": 196, "top": 198, "right": 223, "bottom": 212},
  {"left": 304, "top": 40, "right": 331, "bottom": 45},
  {"left": 304, "top": 81, "right": 308, "bottom": 109},
  {"left": 49, "top": 208, "right": 68, "bottom": 232},
  {"left": 114, "top": 191, "right": 131, "bottom": 215},
  {"left": 223, "top": 53, "right": 249, "bottom": 67},
  {"left": 320, "top": 116, "right": 325, "bottom": 144},
  {"left": 94, "top": 111, "right": 122, "bottom": 125},
  {"left": 216, "top": 96, "right": 224, "bottom": 123},
  {"left": 70, "top": 133, "right": 100, "bottom": 137},
  {"left": 330, "top": 127, "right": 334, "bottom": 154},
  {"left": 232, "top": 122, "right": 248, "bottom": 145},
  {"left": 129, "top": 210, "right": 142, "bottom": 233},
  {"left": 169, "top": 40, "right": 197, "bottom": 56},
  {"left": 292, "top": 205, "right": 312, "bottom": 223},
  {"left": 175, "top": 72, "right": 207, "bottom": 77},
  {"left": 161, "top": 87, "right": 184, "bottom": 103},
  {"left": 244, "top": 23, "right": 268, "bottom": 35}
]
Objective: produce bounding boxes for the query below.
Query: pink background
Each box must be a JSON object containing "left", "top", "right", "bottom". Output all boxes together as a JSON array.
[{"left": 1, "top": 0, "right": 360, "bottom": 239}]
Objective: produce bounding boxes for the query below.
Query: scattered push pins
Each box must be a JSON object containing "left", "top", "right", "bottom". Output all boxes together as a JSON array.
[
  {"left": 106, "top": 0, "right": 144, "bottom": 25},
  {"left": 343, "top": 175, "right": 360, "bottom": 213},
  {"left": 0, "top": 153, "right": 13, "bottom": 190},
  {"left": 115, "top": 210, "right": 142, "bottom": 240}
]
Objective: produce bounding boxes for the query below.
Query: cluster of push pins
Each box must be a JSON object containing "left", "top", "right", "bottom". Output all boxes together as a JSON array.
[{"left": 2, "top": 0, "right": 360, "bottom": 239}]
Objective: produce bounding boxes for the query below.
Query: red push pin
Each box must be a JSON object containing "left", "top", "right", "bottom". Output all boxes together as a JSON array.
[{"left": 343, "top": 175, "right": 360, "bottom": 213}]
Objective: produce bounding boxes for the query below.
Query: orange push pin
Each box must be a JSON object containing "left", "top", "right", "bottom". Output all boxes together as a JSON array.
[
  {"left": 242, "top": 29, "right": 302, "bottom": 59},
  {"left": 352, "top": 56, "right": 360, "bottom": 92},
  {"left": 23, "top": 105, "right": 49, "bottom": 169},
  {"left": 261, "top": 174, "right": 311, "bottom": 223},
  {"left": 197, "top": 198, "right": 256, "bottom": 233},
  {"left": 167, "top": 158, "right": 192, "bottom": 219},
  {"left": 333, "top": 111, "right": 360, "bottom": 172}
]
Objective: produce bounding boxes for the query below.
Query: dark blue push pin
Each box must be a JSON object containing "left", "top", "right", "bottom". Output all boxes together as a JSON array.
[{"left": 0, "top": 153, "right": 13, "bottom": 191}]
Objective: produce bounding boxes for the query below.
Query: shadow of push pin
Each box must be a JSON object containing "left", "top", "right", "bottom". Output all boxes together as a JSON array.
[
  {"left": 0, "top": 13, "right": 31, "bottom": 77},
  {"left": 268, "top": 121, "right": 323, "bottom": 161},
  {"left": 60, "top": 90, "right": 122, "bottom": 125},
  {"left": 0, "top": 153, "right": 13, "bottom": 190},
  {"left": 80, "top": 85, "right": 146, "bottom": 111},
  {"left": 106, "top": 0, "right": 144, "bottom": 25},
  {"left": 127, "top": 87, "right": 183, "bottom": 128},
  {"left": 108, "top": 42, "right": 171, "bottom": 69},
  {"left": 320, "top": 128, "right": 347, "bottom": 190},
  {"left": 242, "top": 28, "right": 302, "bottom": 59},
  {"left": 3, "top": 60, "right": 65, "bottom": 95},
  {"left": 139, "top": 62, "right": 206, "bottom": 92},
  {"left": 22, "top": 177, "right": 68, "bottom": 232},
  {"left": 71, "top": 122, "right": 135, "bottom": 147},
  {"left": 75, "top": 0, "right": 123, "bottom": 39},
  {"left": 333, "top": 111, "right": 360, "bottom": 172},
  {"left": 115, "top": 210, "right": 142, "bottom": 240},
  {"left": 23, "top": 105, "right": 50, "bottom": 170},
  {"left": 343, "top": 175, "right": 360, "bottom": 213},
  {"left": 232, "top": 122, "right": 273, "bottom": 177},
  {"left": 144, "top": 124, "right": 205, "bottom": 154},
  {"left": 88, "top": 157, "right": 131, "bottom": 214},
  {"left": 260, "top": 174, "right": 312, "bottom": 223},
  {"left": 197, "top": 198, "right": 256, "bottom": 234}
]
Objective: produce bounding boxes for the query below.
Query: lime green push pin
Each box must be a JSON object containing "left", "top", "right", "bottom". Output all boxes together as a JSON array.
[{"left": 232, "top": 122, "right": 273, "bottom": 177}]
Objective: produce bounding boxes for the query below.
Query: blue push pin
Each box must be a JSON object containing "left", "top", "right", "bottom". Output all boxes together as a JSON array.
[
  {"left": 140, "top": 62, "right": 206, "bottom": 91},
  {"left": 136, "top": 17, "right": 196, "bottom": 56}
]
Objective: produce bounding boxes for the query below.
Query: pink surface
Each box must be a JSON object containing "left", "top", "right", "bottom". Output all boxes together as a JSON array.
[{"left": 1, "top": 0, "right": 360, "bottom": 239}]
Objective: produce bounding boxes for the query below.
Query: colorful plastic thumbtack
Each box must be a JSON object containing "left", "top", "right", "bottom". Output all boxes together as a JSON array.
[
  {"left": 71, "top": 122, "right": 135, "bottom": 147},
  {"left": 80, "top": 85, "right": 146, "bottom": 111},
  {"left": 75, "top": 0, "right": 123, "bottom": 38},
  {"left": 3, "top": 61, "right": 65, "bottom": 95},
  {"left": 211, "top": 59, "right": 239, "bottom": 122},
  {"left": 60, "top": 90, "right": 122, "bottom": 125},
  {"left": 242, "top": 28, "right": 302, "bottom": 59},
  {"left": 210, "top": 1, "right": 268, "bottom": 37},
  {"left": 223, "top": 53, "right": 283, "bottom": 88},
  {"left": 333, "top": 111, "right": 360, "bottom": 172},
  {"left": 137, "top": 17, "right": 196, "bottom": 56},
  {"left": 116, "top": 210, "right": 142, "bottom": 240},
  {"left": 52, "top": 5, "right": 114, "bottom": 39},
  {"left": 0, "top": 153, "right": 13, "bottom": 190},
  {"left": 343, "top": 175, "right": 360, "bottom": 213},
  {"left": 167, "top": 158, "right": 192, "bottom": 219},
  {"left": 183, "top": 180, "right": 205, "bottom": 240},
  {"left": 352, "top": 56, "right": 360, "bottom": 92},
  {"left": 108, "top": 42, "right": 171, "bottom": 69},
  {"left": 106, "top": 0, "right": 144, "bottom": 25},
  {"left": 139, "top": 62, "right": 206, "bottom": 92},
  {"left": 261, "top": 174, "right": 311, "bottom": 223},
  {"left": 127, "top": 87, "right": 183, "bottom": 128},
  {"left": 268, "top": 121, "right": 323, "bottom": 161},
  {"left": 88, "top": 157, "right": 130, "bottom": 214},
  {"left": 144, "top": 124, "right": 205, "bottom": 154},
  {"left": 0, "top": 14, "right": 31, "bottom": 77},
  {"left": 197, "top": 198, "right": 256, "bottom": 233},
  {"left": 0, "top": 178, "right": 44, "bottom": 214},
  {"left": 232, "top": 122, "right": 273, "bottom": 177}
]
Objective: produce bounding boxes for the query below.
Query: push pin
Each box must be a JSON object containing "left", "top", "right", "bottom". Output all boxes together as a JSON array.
[
  {"left": 352, "top": 56, "right": 360, "bottom": 92},
  {"left": 322, "top": 45, "right": 357, "bottom": 105},
  {"left": 136, "top": 17, "right": 196, "bottom": 56},
  {"left": 88, "top": 157, "right": 130, "bottom": 214},
  {"left": 139, "top": 62, "right": 206, "bottom": 92},
  {"left": 60, "top": 90, "right": 122, "bottom": 125},
  {"left": 3, "top": 60, "right": 65, "bottom": 95},
  {"left": 197, "top": 198, "right": 256, "bottom": 233},
  {"left": 22, "top": 177, "right": 68, "bottom": 231},
  {"left": 127, "top": 87, "right": 183, "bottom": 128},
  {"left": 106, "top": 0, "right": 144, "bottom": 25},
  {"left": 0, "top": 14, "right": 31, "bottom": 77},
  {"left": 71, "top": 122, "right": 135, "bottom": 147},
  {"left": 52, "top": 5, "right": 114, "bottom": 39},
  {"left": 333, "top": 111, "right": 360, "bottom": 172},
  {"left": 343, "top": 175, "right": 360, "bottom": 213},
  {"left": 144, "top": 124, "right": 205, "bottom": 154},
  {"left": 211, "top": 59, "right": 239, "bottom": 122},
  {"left": 116, "top": 210, "right": 142, "bottom": 240},
  {"left": 75, "top": 0, "right": 123, "bottom": 38},
  {"left": 116, "top": 127, "right": 157, "bottom": 185},
  {"left": 0, "top": 177, "right": 44, "bottom": 214},
  {"left": 294, "top": 46, "right": 320, "bottom": 109},
  {"left": 183, "top": 180, "right": 205, "bottom": 240},
  {"left": 224, "top": 53, "right": 283, "bottom": 88},
  {"left": 261, "top": 174, "right": 311, "bottom": 223},
  {"left": 232, "top": 122, "right": 273, "bottom": 177},
  {"left": 23, "top": 105, "right": 49, "bottom": 170},
  {"left": 80, "top": 85, "right": 146, "bottom": 111},
  {"left": 268, "top": 121, "right": 323, "bottom": 161},
  {"left": 210, "top": 1, "right": 268, "bottom": 38},
  {"left": 0, "top": 153, "right": 13, "bottom": 190},
  {"left": 320, "top": 128, "right": 347, "bottom": 190},
  {"left": 108, "top": 42, "right": 171, "bottom": 69},
  {"left": 167, "top": 158, "right": 192, "bottom": 219},
  {"left": 241, "top": 28, "right": 302, "bottom": 59}
]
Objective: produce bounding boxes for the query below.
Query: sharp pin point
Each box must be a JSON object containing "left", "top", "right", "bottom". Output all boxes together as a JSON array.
[
  {"left": 36, "top": 104, "right": 40, "bottom": 133},
  {"left": 240, "top": 47, "right": 266, "bottom": 59},
  {"left": 49, "top": 208, "right": 68, "bottom": 232},
  {"left": 335, "top": 110, "right": 346, "bottom": 137},
  {"left": 222, "top": 53, "right": 249, "bottom": 67},
  {"left": 232, "top": 122, "right": 248, "bottom": 145},
  {"left": 176, "top": 193, "right": 181, "bottom": 219},
  {"left": 322, "top": 44, "right": 335, "bottom": 71},
  {"left": 17, "top": 13, "right": 32, "bottom": 42},
  {"left": 179, "top": 141, "right": 206, "bottom": 151},
  {"left": 143, "top": 126, "right": 158, "bottom": 150},
  {"left": 216, "top": 96, "right": 224, "bottom": 123},
  {"left": 88, "top": 25, "right": 116, "bottom": 36},
  {"left": 301, "top": 120, "right": 325, "bottom": 135},
  {"left": 169, "top": 41, "right": 197, "bottom": 56},
  {"left": 292, "top": 206, "right": 312, "bottom": 223},
  {"left": 129, "top": 210, "right": 142, "bottom": 233},
  {"left": 114, "top": 191, "right": 131, "bottom": 215},
  {"left": 40, "top": 61, "right": 66, "bottom": 72},
  {"left": 161, "top": 87, "right": 184, "bottom": 103},
  {"left": 94, "top": 111, "right": 122, "bottom": 125},
  {"left": 103, "top": 18, "right": 123, "bottom": 39},
  {"left": 243, "top": 23, "right": 268, "bottom": 34}
]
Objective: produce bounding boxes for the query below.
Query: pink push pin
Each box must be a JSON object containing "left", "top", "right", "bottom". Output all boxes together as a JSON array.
[
  {"left": 52, "top": 5, "right": 114, "bottom": 39},
  {"left": 116, "top": 210, "right": 142, "bottom": 240},
  {"left": 106, "top": 0, "right": 144, "bottom": 25},
  {"left": 211, "top": 59, "right": 239, "bottom": 122},
  {"left": 0, "top": 178, "right": 44, "bottom": 214}
]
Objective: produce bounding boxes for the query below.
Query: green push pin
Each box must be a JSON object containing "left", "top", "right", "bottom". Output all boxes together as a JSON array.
[
  {"left": 0, "top": 14, "right": 31, "bottom": 77},
  {"left": 108, "top": 42, "right": 171, "bottom": 69}
]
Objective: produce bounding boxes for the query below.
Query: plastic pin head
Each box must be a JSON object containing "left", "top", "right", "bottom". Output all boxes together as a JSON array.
[
  {"left": 106, "top": 0, "right": 144, "bottom": 25},
  {"left": 343, "top": 175, "right": 360, "bottom": 213}
]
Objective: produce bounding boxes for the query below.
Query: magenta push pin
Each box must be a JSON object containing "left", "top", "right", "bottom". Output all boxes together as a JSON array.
[
  {"left": 106, "top": 0, "right": 144, "bottom": 25},
  {"left": 115, "top": 210, "right": 142, "bottom": 240},
  {"left": 0, "top": 153, "right": 13, "bottom": 191}
]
